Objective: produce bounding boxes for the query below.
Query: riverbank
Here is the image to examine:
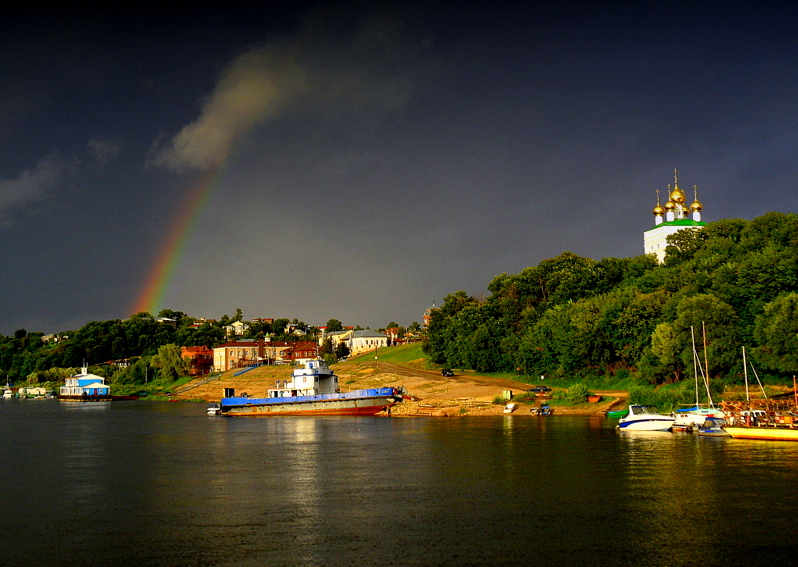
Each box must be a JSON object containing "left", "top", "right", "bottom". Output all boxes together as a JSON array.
[{"left": 172, "top": 358, "right": 627, "bottom": 417}]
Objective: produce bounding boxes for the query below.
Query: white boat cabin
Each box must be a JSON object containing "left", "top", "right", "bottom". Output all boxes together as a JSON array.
[{"left": 268, "top": 359, "right": 339, "bottom": 398}]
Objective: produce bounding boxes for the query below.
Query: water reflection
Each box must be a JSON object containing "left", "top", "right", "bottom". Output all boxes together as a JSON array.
[
  {"left": 60, "top": 403, "right": 112, "bottom": 504},
  {"left": 3, "top": 404, "right": 798, "bottom": 567}
]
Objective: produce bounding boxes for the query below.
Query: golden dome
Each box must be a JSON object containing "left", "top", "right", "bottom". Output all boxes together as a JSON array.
[
  {"left": 664, "top": 200, "right": 675, "bottom": 211},
  {"left": 689, "top": 185, "right": 702, "bottom": 212},
  {"left": 652, "top": 188, "right": 664, "bottom": 215},
  {"left": 669, "top": 183, "right": 685, "bottom": 204}
]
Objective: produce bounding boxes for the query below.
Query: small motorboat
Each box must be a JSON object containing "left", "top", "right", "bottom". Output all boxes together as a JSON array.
[
  {"left": 617, "top": 405, "right": 675, "bottom": 431},
  {"left": 697, "top": 417, "right": 731, "bottom": 437},
  {"left": 530, "top": 404, "right": 554, "bottom": 416},
  {"left": 207, "top": 402, "right": 221, "bottom": 416},
  {"left": 672, "top": 405, "right": 725, "bottom": 430}
]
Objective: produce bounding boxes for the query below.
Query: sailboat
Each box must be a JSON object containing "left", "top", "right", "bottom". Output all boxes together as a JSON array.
[
  {"left": 672, "top": 324, "right": 725, "bottom": 430},
  {"left": 723, "top": 349, "right": 798, "bottom": 441}
]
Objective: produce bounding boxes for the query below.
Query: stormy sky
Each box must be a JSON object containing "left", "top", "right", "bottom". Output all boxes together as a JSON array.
[{"left": 1, "top": 1, "right": 796, "bottom": 335}]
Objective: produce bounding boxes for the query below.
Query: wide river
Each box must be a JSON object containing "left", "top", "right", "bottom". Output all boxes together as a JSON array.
[{"left": 2, "top": 399, "right": 797, "bottom": 567}]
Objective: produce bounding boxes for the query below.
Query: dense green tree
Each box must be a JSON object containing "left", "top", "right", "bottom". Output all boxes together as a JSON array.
[
  {"left": 150, "top": 344, "right": 188, "bottom": 381},
  {"left": 425, "top": 213, "right": 798, "bottom": 384},
  {"left": 663, "top": 227, "right": 708, "bottom": 265},
  {"left": 334, "top": 341, "right": 350, "bottom": 360},
  {"left": 271, "top": 318, "right": 290, "bottom": 339},
  {"left": 326, "top": 319, "right": 344, "bottom": 332},
  {"left": 753, "top": 292, "right": 798, "bottom": 374},
  {"left": 650, "top": 322, "right": 682, "bottom": 381}
]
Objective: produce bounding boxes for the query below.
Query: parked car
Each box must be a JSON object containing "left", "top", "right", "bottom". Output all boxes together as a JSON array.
[
  {"left": 441, "top": 368, "right": 455, "bottom": 377},
  {"left": 527, "top": 386, "right": 552, "bottom": 394}
]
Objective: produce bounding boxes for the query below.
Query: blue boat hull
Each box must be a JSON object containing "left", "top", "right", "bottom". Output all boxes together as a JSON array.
[{"left": 219, "top": 387, "right": 400, "bottom": 416}]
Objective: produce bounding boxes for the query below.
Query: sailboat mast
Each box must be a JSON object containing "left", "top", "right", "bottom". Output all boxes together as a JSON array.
[
  {"left": 702, "top": 322, "right": 714, "bottom": 407},
  {"left": 742, "top": 346, "right": 750, "bottom": 402},
  {"left": 691, "top": 326, "right": 700, "bottom": 407}
]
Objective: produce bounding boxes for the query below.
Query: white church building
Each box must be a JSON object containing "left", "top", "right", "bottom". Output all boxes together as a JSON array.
[{"left": 643, "top": 169, "right": 706, "bottom": 263}]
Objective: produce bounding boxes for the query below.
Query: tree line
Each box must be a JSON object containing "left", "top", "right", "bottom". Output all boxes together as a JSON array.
[
  {"left": 0, "top": 311, "right": 320, "bottom": 385},
  {"left": 422, "top": 212, "right": 798, "bottom": 386},
  {"left": 1, "top": 310, "right": 414, "bottom": 388}
]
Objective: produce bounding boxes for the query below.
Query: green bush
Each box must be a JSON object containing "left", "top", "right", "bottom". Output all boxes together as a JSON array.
[{"left": 563, "top": 383, "right": 591, "bottom": 404}]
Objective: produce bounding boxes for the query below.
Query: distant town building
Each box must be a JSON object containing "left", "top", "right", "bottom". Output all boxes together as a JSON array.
[
  {"left": 190, "top": 317, "right": 217, "bottom": 328},
  {"left": 643, "top": 169, "right": 706, "bottom": 263},
  {"left": 318, "top": 329, "right": 353, "bottom": 348},
  {"left": 212, "top": 340, "right": 295, "bottom": 371},
  {"left": 181, "top": 346, "right": 214, "bottom": 376},
  {"left": 286, "top": 341, "right": 319, "bottom": 365},
  {"left": 224, "top": 320, "right": 250, "bottom": 337},
  {"left": 347, "top": 330, "right": 388, "bottom": 356},
  {"left": 423, "top": 303, "right": 436, "bottom": 327},
  {"left": 154, "top": 317, "right": 177, "bottom": 328}
]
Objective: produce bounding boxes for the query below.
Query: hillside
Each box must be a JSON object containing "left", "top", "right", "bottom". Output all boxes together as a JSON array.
[{"left": 174, "top": 345, "right": 624, "bottom": 416}]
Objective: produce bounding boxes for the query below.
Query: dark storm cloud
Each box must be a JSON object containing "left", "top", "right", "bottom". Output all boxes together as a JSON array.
[
  {"left": 1, "top": 1, "right": 797, "bottom": 334},
  {"left": 150, "top": 8, "right": 419, "bottom": 172},
  {"left": 0, "top": 154, "right": 66, "bottom": 228}
]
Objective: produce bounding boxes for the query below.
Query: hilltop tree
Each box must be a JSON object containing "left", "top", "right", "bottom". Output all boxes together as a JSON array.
[
  {"left": 150, "top": 344, "right": 188, "bottom": 381},
  {"left": 753, "top": 292, "right": 798, "bottom": 374},
  {"left": 326, "top": 319, "right": 344, "bottom": 332}
]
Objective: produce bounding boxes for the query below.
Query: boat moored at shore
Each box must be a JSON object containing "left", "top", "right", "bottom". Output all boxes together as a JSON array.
[
  {"left": 723, "top": 426, "right": 798, "bottom": 441},
  {"left": 617, "top": 404, "right": 675, "bottom": 431},
  {"left": 58, "top": 366, "right": 112, "bottom": 402},
  {"left": 217, "top": 359, "right": 404, "bottom": 417}
]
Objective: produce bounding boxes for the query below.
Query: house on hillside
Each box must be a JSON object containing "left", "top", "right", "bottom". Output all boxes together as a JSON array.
[
  {"left": 182, "top": 346, "right": 213, "bottom": 376},
  {"left": 286, "top": 341, "right": 319, "bottom": 365},
  {"left": 155, "top": 317, "right": 177, "bottom": 328},
  {"left": 212, "top": 339, "right": 295, "bottom": 371},
  {"left": 385, "top": 326, "right": 402, "bottom": 345},
  {"left": 319, "top": 329, "right": 354, "bottom": 349},
  {"left": 423, "top": 303, "right": 436, "bottom": 327},
  {"left": 190, "top": 318, "right": 217, "bottom": 328},
  {"left": 224, "top": 320, "right": 250, "bottom": 337},
  {"left": 347, "top": 330, "right": 388, "bottom": 356}
]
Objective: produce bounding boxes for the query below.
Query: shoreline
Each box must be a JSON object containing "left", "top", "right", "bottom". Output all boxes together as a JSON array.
[{"left": 172, "top": 359, "right": 627, "bottom": 417}]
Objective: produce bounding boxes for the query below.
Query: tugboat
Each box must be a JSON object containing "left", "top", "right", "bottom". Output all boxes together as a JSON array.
[{"left": 218, "top": 359, "right": 403, "bottom": 417}]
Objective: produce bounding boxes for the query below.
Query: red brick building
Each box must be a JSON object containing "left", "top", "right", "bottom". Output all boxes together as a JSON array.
[{"left": 181, "top": 346, "right": 214, "bottom": 376}]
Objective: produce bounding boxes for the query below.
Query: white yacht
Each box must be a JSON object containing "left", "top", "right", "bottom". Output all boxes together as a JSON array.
[{"left": 617, "top": 405, "right": 675, "bottom": 431}]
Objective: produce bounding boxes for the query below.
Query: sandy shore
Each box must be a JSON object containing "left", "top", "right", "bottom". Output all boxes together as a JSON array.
[{"left": 174, "top": 359, "right": 627, "bottom": 417}]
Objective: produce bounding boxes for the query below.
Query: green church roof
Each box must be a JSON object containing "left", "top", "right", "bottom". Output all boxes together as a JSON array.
[{"left": 647, "top": 219, "right": 706, "bottom": 231}]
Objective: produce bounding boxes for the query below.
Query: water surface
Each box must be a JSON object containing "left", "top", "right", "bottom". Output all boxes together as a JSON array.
[{"left": 2, "top": 400, "right": 797, "bottom": 566}]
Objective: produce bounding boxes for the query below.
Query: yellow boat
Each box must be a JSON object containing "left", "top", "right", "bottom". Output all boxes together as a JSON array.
[{"left": 724, "top": 427, "right": 798, "bottom": 441}]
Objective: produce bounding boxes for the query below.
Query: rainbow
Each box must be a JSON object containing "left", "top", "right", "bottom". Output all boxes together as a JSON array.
[{"left": 132, "top": 170, "right": 220, "bottom": 315}]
